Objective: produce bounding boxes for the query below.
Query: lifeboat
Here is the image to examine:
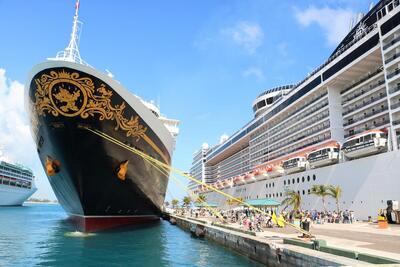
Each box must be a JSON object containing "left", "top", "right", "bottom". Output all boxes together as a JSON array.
[
  {"left": 282, "top": 156, "right": 307, "bottom": 174},
  {"left": 244, "top": 172, "right": 256, "bottom": 183},
  {"left": 233, "top": 175, "right": 246, "bottom": 185},
  {"left": 253, "top": 169, "right": 266, "bottom": 181},
  {"left": 342, "top": 130, "right": 387, "bottom": 159},
  {"left": 266, "top": 165, "right": 284, "bottom": 178},
  {"left": 308, "top": 144, "right": 340, "bottom": 169}
]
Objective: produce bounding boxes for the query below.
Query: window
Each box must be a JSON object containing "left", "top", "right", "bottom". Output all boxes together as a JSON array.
[
  {"left": 307, "top": 175, "right": 310, "bottom": 182},
  {"left": 272, "top": 182, "right": 275, "bottom": 187},
  {"left": 284, "top": 180, "right": 286, "bottom": 185},
  {"left": 288, "top": 180, "right": 290, "bottom": 185},
  {"left": 302, "top": 190, "right": 305, "bottom": 195},
  {"left": 292, "top": 178, "right": 295, "bottom": 184},
  {"left": 313, "top": 174, "right": 316, "bottom": 181},
  {"left": 297, "top": 177, "right": 300, "bottom": 183},
  {"left": 302, "top": 177, "right": 305, "bottom": 182}
]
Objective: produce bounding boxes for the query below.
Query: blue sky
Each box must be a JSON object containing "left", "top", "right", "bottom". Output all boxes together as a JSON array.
[{"left": 0, "top": 0, "right": 372, "bottom": 201}]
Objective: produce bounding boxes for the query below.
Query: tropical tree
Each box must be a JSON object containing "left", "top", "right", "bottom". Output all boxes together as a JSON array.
[
  {"left": 164, "top": 201, "right": 170, "bottom": 208},
  {"left": 327, "top": 185, "right": 342, "bottom": 213},
  {"left": 182, "top": 196, "right": 192, "bottom": 208},
  {"left": 195, "top": 194, "right": 207, "bottom": 205},
  {"left": 281, "top": 190, "right": 302, "bottom": 212},
  {"left": 311, "top": 184, "right": 329, "bottom": 212},
  {"left": 171, "top": 199, "right": 179, "bottom": 209}
]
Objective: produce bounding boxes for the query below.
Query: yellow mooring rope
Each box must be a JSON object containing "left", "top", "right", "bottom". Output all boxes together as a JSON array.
[
  {"left": 84, "top": 127, "right": 312, "bottom": 237},
  {"left": 140, "top": 151, "right": 226, "bottom": 222}
]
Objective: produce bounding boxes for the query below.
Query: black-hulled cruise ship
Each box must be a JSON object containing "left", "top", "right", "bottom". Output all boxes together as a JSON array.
[
  {"left": 191, "top": 0, "right": 400, "bottom": 220},
  {"left": 25, "top": 1, "right": 179, "bottom": 232}
]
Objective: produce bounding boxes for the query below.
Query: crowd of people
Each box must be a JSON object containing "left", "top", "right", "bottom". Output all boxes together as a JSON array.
[{"left": 175, "top": 207, "right": 356, "bottom": 233}]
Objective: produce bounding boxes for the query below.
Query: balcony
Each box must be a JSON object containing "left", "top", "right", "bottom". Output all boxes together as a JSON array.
[
  {"left": 383, "top": 35, "right": 400, "bottom": 50},
  {"left": 393, "top": 119, "right": 400, "bottom": 125},
  {"left": 387, "top": 68, "right": 400, "bottom": 80},
  {"left": 342, "top": 80, "right": 385, "bottom": 105},
  {"left": 344, "top": 119, "right": 390, "bottom": 138},
  {"left": 343, "top": 95, "right": 387, "bottom": 116},
  {"left": 385, "top": 52, "right": 400, "bottom": 65},
  {"left": 343, "top": 107, "right": 389, "bottom": 127},
  {"left": 391, "top": 101, "right": 400, "bottom": 110},
  {"left": 341, "top": 67, "right": 383, "bottom": 95},
  {"left": 389, "top": 83, "right": 400, "bottom": 94}
]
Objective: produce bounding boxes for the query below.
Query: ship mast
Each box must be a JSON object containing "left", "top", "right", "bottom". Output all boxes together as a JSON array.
[{"left": 50, "top": 0, "right": 87, "bottom": 65}]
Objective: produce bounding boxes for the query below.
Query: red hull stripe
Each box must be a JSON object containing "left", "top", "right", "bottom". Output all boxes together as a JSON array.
[{"left": 69, "top": 215, "right": 160, "bottom": 232}]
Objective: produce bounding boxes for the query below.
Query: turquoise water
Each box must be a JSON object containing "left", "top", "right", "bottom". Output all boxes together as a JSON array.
[{"left": 0, "top": 204, "right": 261, "bottom": 266}]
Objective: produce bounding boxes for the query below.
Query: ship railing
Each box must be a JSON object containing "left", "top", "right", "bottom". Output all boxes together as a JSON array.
[
  {"left": 262, "top": 136, "right": 331, "bottom": 165},
  {"left": 344, "top": 120, "right": 390, "bottom": 138},
  {"left": 385, "top": 51, "right": 400, "bottom": 65},
  {"left": 343, "top": 94, "right": 388, "bottom": 117},
  {"left": 389, "top": 83, "right": 400, "bottom": 94},
  {"left": 391, "top": 101, "right": 400, "bottom": 110},
  {"left": 342, "top": 80, "right": 385, "bottom": 106},
  {"left": 387, "top": 68, "right": 400, "bottom": 80},
  {"left": 343, "top": 106, "right": 388, "bottom": 127},
  {"left": 341, "top": 67, "right": 384, "bottom": 95},
  {"left": 383, "top": 35, "right": 400, "bottom": 51}
]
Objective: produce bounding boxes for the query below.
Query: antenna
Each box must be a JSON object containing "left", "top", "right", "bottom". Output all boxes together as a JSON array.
[{"left": 50, "top": 0, "right": 88, "bottom": 65}]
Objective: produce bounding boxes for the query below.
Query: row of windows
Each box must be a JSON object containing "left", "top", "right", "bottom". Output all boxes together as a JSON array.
[{"left": 283, "top": 174, "right": 316, "bottom": 185}]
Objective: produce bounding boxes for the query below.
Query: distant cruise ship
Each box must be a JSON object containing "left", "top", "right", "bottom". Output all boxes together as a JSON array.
[
  {"left": 190, "top": 0, "right": 400, "bottom": 220},
  {"left": 0, "top": 161, "right": 36, "bottom": 206}
]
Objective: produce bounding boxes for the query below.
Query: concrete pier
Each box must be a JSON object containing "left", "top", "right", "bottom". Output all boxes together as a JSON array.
[{"left": 170, "top": 215, "right": 400, "bottom": 266}]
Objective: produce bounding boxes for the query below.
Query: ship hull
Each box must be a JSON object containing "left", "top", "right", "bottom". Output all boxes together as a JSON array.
[
  {"left": 0, "top": 184, "right": 36, "bottom": 206},
  {"left": 26, "top": 62, "right": 173, "bottom": 232},
  {"left": 206, "top": 150, "right": 400, "bottom": 220}
]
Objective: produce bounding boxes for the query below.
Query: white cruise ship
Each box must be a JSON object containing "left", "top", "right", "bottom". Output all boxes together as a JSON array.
[
  {"left": 0, "top": 160, "right": 37, "bottom": 206},
  {"left": 190, "top": 0, "right": 400, "bottom": 220}
]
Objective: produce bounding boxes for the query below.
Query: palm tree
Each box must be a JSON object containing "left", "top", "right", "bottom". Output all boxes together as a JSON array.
[
  {"left": 171, "top": 199, "right": 179, "bottom": 209},
  {"left": 281, "top": 190, "right": 302, "bottom": 212},
  {"left": 327, "top": 185, "right": 342, "bottom": 213},
  {"left": 195, "top": 194, "right": 207, "bottom": 205},
  {"left": 182, "top": 196, "right": 192, "bottom": 208},
  {"left": 311, "top": 184, "right": 329, "bottom": 212},
  {"left": 164, "top": 201, "right": 170, "bottom": 208}
]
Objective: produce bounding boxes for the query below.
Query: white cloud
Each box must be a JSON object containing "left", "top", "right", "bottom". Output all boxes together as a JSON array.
[
  {"left": 0, "top": 68, "right": 55, "bottom": 200},
  {"left": 222, "top": 21, "right": 264, "bottom": 54},
  {"left": 294, "top": 6, "right": 354, "bottom": 46},
  {"left": 242, "top": 67, "right": 265, "bottom": 81}
]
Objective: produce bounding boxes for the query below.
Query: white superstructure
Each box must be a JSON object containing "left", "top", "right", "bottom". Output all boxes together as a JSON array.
[
  {"left": 0, "top": 161, "right": 36, "bottom": 206},
  {"left": 192, "top": 0, "right": 400, "bottom": 220}
]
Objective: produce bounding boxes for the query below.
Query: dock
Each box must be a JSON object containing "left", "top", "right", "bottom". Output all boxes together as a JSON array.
[{"left": 168, "top": 214, "right": 400, "bottom": 266}]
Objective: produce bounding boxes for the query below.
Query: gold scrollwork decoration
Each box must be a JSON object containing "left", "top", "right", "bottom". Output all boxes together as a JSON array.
[{"left": 34, "top": 70, "right": 147, "bottom": 141}]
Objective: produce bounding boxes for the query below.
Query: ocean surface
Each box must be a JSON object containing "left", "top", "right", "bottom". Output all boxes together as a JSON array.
[{"left": 0, "top": 204, "right": 261, "bottom": 267}]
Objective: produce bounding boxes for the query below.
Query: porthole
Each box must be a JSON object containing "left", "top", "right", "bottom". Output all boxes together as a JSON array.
[
  {"left": 272, "top": 182, "right": 275, "bottom": 187},
  {"left": 288, "top": 180, "right": 290, "bottom": 185},
  {"left": 302, "top": 190, "right": 305, "bottom": 195},
  {"left": 297, "top": 177, "right": 300, "bottom": 183},
  {"left": 284, "top": 180, "right": 286, "bottom": 185},
  {"left": 292, "top": 178, "right": 295, "bottom": 184},
  {"left": 313, "top": 174, "right": 316, "bottom": 181},
  {"left": 308, "top": 189, "right": 310, "bottom": 194},
  {"left": 307, "top": 176, "right": 310, "bottom": 182},
  {"left": 302, "top": 177, "right": 305, "bottom": 182}
]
